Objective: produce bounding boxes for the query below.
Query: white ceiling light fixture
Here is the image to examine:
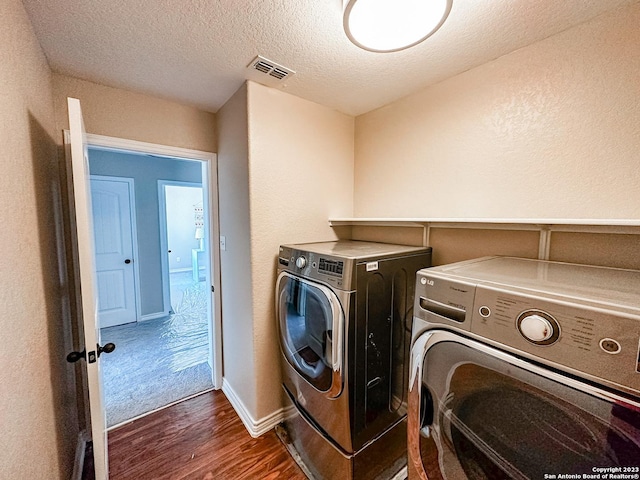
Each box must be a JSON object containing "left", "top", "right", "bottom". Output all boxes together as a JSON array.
[{"left": 343, "top": 0, "right": 453, "bottom": 53}]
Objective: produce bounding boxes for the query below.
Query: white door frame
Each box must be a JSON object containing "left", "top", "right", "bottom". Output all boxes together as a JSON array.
[
  {"left": 158, "top": 180, "right": 203, "bottom": 315},
  {"left": 90, "top": 175, "right": 141, "bottom": 324},
  {"left": 84, "top": 133, "right": 223, "bottom": 389}
]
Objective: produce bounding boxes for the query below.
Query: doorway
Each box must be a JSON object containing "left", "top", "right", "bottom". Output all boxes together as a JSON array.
[
  {"left": 158, "top": 182, "right": 207, "bottom": 315},
  {"left": 85, "top": 136, "right": 222, "bottom": 429}
]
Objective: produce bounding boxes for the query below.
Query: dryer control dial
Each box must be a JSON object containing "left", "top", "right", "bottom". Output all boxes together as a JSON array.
[
  {"left": 517, "top": 310, "right": 560, "bottom": 345},
  {"left": 295, "top": 256, "right": 307, "bottom": 269}
]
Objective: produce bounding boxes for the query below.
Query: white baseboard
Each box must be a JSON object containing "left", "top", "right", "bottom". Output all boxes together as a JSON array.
[
  {"left": 169, "top": 267, "right": 192, "bottom": 273},
  {"left": 281, "top": 402, "right": 297, "bottom": 421},
  {"left": 222, "top": 378, "right": 285, "bottom": 438},
  {"left": 70, "top": 430, "right": 90, "bottom": 480},
  {"left": 139, "top": 311, "right": 169, "bottom": 322}
]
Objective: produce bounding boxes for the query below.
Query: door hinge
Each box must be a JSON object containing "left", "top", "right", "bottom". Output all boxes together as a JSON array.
[{"left": 211, "top": 285, "right": 214, "bottom": 292}]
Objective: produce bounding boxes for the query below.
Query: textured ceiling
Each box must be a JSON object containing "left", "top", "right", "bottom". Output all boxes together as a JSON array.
[{"left": 22, "top": 0, "right": 637, "bottom": 115}]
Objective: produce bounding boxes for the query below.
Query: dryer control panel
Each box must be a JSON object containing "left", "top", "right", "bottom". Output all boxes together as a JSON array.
[{"left": 413, "top": 257, "right": 640, "bottom": 398}]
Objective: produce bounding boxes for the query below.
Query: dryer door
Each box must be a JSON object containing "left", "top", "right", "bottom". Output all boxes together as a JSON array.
[
  {"left": 276, "top": 272, "right": 344, "bottom": 397},
  {"left": 408, "top": 330, "right": 640, "bottom": 480}
]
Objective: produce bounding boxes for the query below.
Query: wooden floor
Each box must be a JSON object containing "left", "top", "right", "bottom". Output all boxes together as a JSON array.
[{"left": 108, "top": 390, "right": 307, "bottom": 480}]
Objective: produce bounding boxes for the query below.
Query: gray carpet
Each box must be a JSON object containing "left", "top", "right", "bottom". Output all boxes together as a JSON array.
[{"left": 100, "top": 274, "right": 214, "bottom": 427}]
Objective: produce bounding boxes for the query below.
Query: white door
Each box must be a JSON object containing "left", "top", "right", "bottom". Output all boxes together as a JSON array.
[
  {"left": 67, "top": 97, "right": 110, "bottom": 480},
  {"left": 91, "top": 177, "right": 137, "bottom": 328}
]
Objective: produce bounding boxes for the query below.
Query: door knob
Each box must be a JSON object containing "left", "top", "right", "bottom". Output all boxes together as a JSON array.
[
  {"left": 66, "top": 342, "right": 116, "bottom": 363},
  {"left": 124, "top": 258, "right": 132, "bottom": 264},
  {"left": 66, "top": 349, "right": 86, "bottom": 363},
  {"left": 98, "top": 342, "right": 116, "bottom": 357}
]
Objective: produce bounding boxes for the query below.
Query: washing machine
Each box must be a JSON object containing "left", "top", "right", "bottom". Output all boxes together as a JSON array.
[
  {"left": 276, "top": 240, "right": 432, "bottom": 480},
  {"left": 407, "top": 256, "right": 640, "bottom": 479}
]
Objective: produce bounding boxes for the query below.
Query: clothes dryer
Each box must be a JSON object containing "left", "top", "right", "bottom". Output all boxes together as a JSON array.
[
  {"left": 408, "top": 257, "right": 640, "bottom": 480},
  {"left": 277, "top": 240, "right": 432, "bottom": 480}
]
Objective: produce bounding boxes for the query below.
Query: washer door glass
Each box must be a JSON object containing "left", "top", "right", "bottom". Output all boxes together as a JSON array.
[
  {"left": 277, "top": 273, "right": 343, "bottom": 394},
  {"left": 417, "top": 337, "right": 640, "bottom": 480}
]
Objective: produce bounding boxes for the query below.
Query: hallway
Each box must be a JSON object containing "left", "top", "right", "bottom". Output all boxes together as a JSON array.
[{"left": 100, "top": 271, "right": 213, "bottom": 427}]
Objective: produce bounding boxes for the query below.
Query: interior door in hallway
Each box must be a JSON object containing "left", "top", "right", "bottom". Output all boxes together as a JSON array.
[{"left": 90, "top": 176, "right": 137, "bottom": 328}]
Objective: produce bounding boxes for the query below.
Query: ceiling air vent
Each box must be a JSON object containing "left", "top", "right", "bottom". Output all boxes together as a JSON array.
[{"left": 247, "top": 55, "right": 295, "bottom": 85}]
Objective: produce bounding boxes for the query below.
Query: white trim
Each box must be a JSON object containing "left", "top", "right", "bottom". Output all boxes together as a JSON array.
[
  {"left": 281, "top": 403, "right": 298, "bottom": 421},
  {"left": 157, "top": 181, "right": 169, "bottom": 314},
  {"left": 70, "top": 430, "right": 91, "bottom": 480},
  {"left": 222, "top": 378, "right": 285, "bottom": 438},
  {"left": 205, "top": 160, "right": 224, "bottom": 390},
  {"left": 85, "top": 133, "right": 215, "bottom": 162},
  {"left": 169, "top": 267, "right": 193, "bottom": 274},
  {"left": 158, "top": 180, "right": 203, "bottom": 315},
  {"left": 73, "top": 131, "right": 223, "bottom": 390},
  {"left": 139, "top": 311, "right": 169, "bottom": 322},
  {"left": 329, "top": 217, "right": 640, "bottom": 231},
  {"left": 157, "top": 180, "right": 170, "bottom": 314},
  {"left": 538, "top": 226, "right": 551, "bottom": 260}
]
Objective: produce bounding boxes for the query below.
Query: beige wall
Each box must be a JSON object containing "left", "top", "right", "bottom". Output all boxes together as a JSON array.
[
  {"left": 0, "top": 0, "right": 78, "bottom": 478},
  {"left": 52, "top": 74, "right": 216, "bottom": 151},
  {"left": 216, "top": 84, "right": 258, "bottom": 413},
  {"left": 244, "top": 82, "right": 354, "bottom": 418},
  {"left": 216, "top": 81, "right": 354, "bottom": 421},
  {"left": 428, "top": 228, "right": 540, "bottom": 266},
  {"left": 354, "top": 3, "right": 640, "bottom": 220},
  {"left": 549, "top": 232, "right": 640, "bottom": 271},
  {"left": 351, "top": 224, "right": 640, "bottom": 273}
]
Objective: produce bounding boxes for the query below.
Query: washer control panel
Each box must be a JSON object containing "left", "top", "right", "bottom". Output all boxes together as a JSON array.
[
  {"left": 516, "top": 310, "right": 560, "bottom": 345},
  {"left": 471, "top": 284, "right": 640, "bottom": 395},
  {"left": 413, "top": 258, "right": 640, "bottom": 397}
]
